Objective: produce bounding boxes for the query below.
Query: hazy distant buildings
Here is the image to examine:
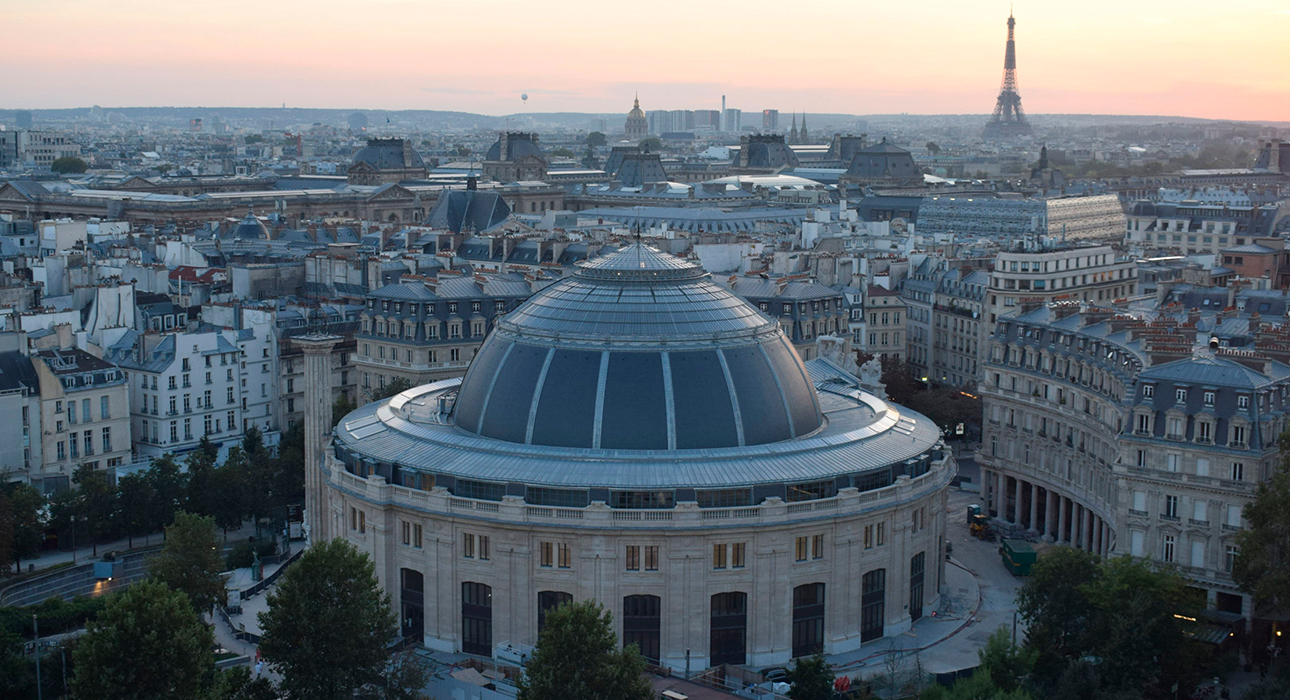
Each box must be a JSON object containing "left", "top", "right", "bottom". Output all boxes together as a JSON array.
[
  {"left": 346, "top": 138, "right": 428, "bottom": 185},
  {"left": 624, "top": 96, "right": 649, "bottom": 140},
  {"left": 724, "top": 108, "right": 742, "bottom": 133},
  {"left": 762, "top": 109, "right": 779, "bottom": 131}
]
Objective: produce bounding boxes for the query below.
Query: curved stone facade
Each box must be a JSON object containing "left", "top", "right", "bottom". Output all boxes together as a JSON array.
[{"left": 310, "top": 244, "right": 955, "bottom": 670}]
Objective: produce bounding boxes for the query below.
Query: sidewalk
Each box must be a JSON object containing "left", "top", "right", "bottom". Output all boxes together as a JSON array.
[
  {"left": 12, "top": 521, "right": 261, "bottom": 577},
  {"left": 827, "top": 557, "right": 984, "bottom": 676}
]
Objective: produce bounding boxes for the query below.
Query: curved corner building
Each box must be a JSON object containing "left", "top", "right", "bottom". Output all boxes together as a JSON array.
[{"left": 313, "top": 243, "right": 955, "bottom": 669}]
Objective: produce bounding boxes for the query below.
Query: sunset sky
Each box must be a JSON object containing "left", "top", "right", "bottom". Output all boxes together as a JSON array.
[{"left": 4, "top": 0, "right": 1287, "bottom": 121}]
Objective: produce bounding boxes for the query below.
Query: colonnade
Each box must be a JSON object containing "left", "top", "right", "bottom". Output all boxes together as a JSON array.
[{"left": 979, "top": 467, "right": 1113, "bottom": 556}]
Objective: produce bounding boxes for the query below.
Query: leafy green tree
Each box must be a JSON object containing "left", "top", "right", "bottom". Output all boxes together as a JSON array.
[
  {"left": 333, "top": 394, "right": 358, "bottom": 428},
  {"left": 1234, "top": 430, "right": 1290, "bottom": 611},
  {"left": 517, "top": 599, "right": 651, "bottom": 700},
  {"left": 150, "top": 511, "right": 227, "bottom": 612},
  {"left": 116, "top": 471, "right": 156, "bottom": 548},
  {"left": 1016, "top": 547, "right": 1100, "bottom": 659},
  {"left": 638, "top": 137, "right": 662, "bottom": 152},
  {"left": 586, "top": 131, "right": 607, "bottom": 147},
  {"left": 786, "top": 654, "right": 834, "bottom": 700},
  {"left": 71, "top": 580, "right": 214, "bottom": 700},
  {"left": 550, "top": 147, "right": 577, "bottom": 158},
  {"left": 147, "top": 455, "right": 189, "bottom": 534},
  {"left": 259, "top": 538, "right": 397, "bottom": 700},
  {"left": 0, "top": 627, "right": 32, "bottom": 697},
  {"left": 207, "top": 666, "right": 278, "bottom": 700},
  {"left": 0, "top": 482, "right": 43, "bottom": 572},
  {"left": 356, "top": 651, "right": 430, "bottom": 700},
  {"left": 369, "top": 378, "right": 415, "bottom": 402},
  {"left": 926, "top": 142, "right": 941, "bottom": 155},
  {"left": 51, "top": 156, "right": 87, "bottom": 174},
  {"left": 244, "top": 134, "right": 264, "bottom": 144},
  {"left": 976, "top": 626, "right": 1036, "bottom": 693},
  {"left": 270, "top": 421, "right": 305, "bottom": 505}
]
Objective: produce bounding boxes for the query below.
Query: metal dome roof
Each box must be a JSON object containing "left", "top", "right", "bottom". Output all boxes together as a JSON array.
[
  {"left": 227, "top": 209, "right": 270, "bottom": 240},
  {"left": 451, "top": 243, "right": 824, "bottom": 451},
  {"left": 351, "top": 138, "right": 426, "bottom": 170}
]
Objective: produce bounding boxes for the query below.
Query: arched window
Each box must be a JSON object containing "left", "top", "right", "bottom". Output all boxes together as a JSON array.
[
  {"left": 861, "top": 569, "right": 885, "bottom": 642},
  {"left": 461, "top": 582, "right": 492, "bottom": 656},
  {"left": 400, "top": 569, "right": 424, "bottom": 643},
  {"left": 623, "top": 594, "right": 661, "bottom": 665},
  {"left": 791, "top": 583, "right": 824, "bottom": 658},
  {"left": 710, "top": 592, "right": 747, "bottom": 666},
  {"left": 909, "top": 552, "right": 926, "bottom": 622},
  {"left": 538, "top": 591, "right": 572, "bottom": 632}
]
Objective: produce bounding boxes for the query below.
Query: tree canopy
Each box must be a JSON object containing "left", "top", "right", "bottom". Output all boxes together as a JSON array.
[
  {"left": 518, "top": 599, "right": 652, "bottom": 700},
  {"left": 71, "top": 580, "right": 214, "bottom": 700},
  {"left": 585, "top": 132, "right": 607, "bottom": 147},
  {"left": 258, "top": 538, "right": 397, "bottom": 700},
  {"left": 369, "top": 377, "right": 415, "bottom": 402},
  {"left": 638, "top": 137, "right": 663, "bottom": 152},
  {"left": 786, "top": 654, "right": 834, "bottom": 700},
  {"left": 50, "top": 156, "right": 88, "bottom": 174},
  {"left": 149, "top": 511, "right": 227, "bottom": 612},
  {"left": 1233, "top": 429, "right": 1290, "bottom": 612},
  {"left": 1015, "top": 548, "right": 1205, "bottom": 699},
  {"left": 0, "top": 481, "right": 42, "bottom": 572}
]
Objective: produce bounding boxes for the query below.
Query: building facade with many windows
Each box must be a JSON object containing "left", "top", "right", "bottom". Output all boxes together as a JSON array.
[
  {"left": 354, "top": 273, "right": 538, "bottom": 402},
  {"left": 313, "top": 244, "right": 955, "bottom": 671},
  {"left": 978, "top": 302, "right": 1288, "bottom": 620},
  {"left": 31, "top": 348, "right": 132, "bottom": 492}
]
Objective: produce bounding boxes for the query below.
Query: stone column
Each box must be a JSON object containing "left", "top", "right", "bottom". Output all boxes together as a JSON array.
[
  {"left": 996, "top": 472, "right": 1005, "bottom": 519},
  {"left": 1045, "top": 490, "right": 1058, "bottom": 541},
  {"left": 1012, "top": 477, "right": 1022, "bottom": 524},
  {"left": 298, "top": 333, "right": 341, "bottom": 545},
  {"left": 1058, "top": 497, "right": 1068, "bottom": 543},
  {"left": 1086, "top": 510, "right": 1095, "bottom": 554},
  {"left": 1029, "top": 483, "right": 1039, "bottom": 533},
  {"left": 1073, "top": 504, "right": 1083, "bottom": 548}
]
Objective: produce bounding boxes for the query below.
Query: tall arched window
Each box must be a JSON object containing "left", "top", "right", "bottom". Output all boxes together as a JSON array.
[
  {"left": 792, "top": 583, "right": 825, "bottom": 658},
  {"left": 538, "top": 591, "right": 572, "bottom": 632},
  {"left": 623, "top": 595, "right": 661, "bottom": 665},
  {"left": 462, "top": 582, "right": 492, "bottom": 656},
  {"left": 710, "top": 592, "right": 747, "bottom": 666}
]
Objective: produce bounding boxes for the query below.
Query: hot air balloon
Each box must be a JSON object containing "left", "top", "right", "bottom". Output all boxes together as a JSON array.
[{"left": 521, "top": 93, "right": 528, "bottom": 103}]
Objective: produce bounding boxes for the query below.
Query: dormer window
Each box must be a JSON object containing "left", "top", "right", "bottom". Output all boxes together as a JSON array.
[
  {"left": 1143, "top": 385, "right": 1154, "bottom": 398},
  {"left": 1175, "top": 388, "right": 1187, "bottom": 403},
  {"left": 1238, "top": 395, "right": 1249, "bottom": 409},
  {"left": 1203, "top": 391, "right": 1214, "bottom": 406}
]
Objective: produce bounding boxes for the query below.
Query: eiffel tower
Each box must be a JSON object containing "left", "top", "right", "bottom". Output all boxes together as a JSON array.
[{"left": 982, "top": 12, "right": 1033, "bottom": 139}]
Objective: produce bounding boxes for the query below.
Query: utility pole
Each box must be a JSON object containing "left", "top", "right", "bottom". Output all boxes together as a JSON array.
[{"left": 32, "top": 614, "right": 42, "bottom": 700}]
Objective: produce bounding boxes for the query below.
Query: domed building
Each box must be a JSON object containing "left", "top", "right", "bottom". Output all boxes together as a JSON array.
[
  {"left": 223, "top": 207, "right": 270, "bottom": 240},
  {"left": 346, "top": 137, "right": 428, "bottom": 185},
  {"left": 624, "top": 94, "right": 649, "bottom": 140},
  {"left": 305, "top": 243, "right": 954, "bottom": 670}
]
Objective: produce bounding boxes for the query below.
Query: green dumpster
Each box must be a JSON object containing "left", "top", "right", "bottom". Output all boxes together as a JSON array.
[{"left": 1001, "top": 539, "right": 1037, "bottom": 576}]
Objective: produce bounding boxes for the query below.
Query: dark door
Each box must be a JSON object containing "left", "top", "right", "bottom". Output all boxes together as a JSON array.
[
  {"left": 623, "top": 595, "right": 661, "bottom": 665},
  {"left": 909, "top": 552, "right": 925, "bottom": 623},
  {"left": 538, "top": 590, "right": 573, "bottom": 633},
  {"left": 462, "top": 582, "right": 492, "bottom": 656},
  {"left": 710, "top": 592, "right": 748, "bottom": 667},
  {"left": 861, "top": 568, "right": 886, "bottom": 643},
  {"left": 400, "top": 568, "right": 424, "bottom": 644},
  {"left": 792, "top": 583, "right": 825, "bottom": 658}
]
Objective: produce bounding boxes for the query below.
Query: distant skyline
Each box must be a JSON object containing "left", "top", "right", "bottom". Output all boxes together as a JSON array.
[{"left": 3, "top": 0, "right": 1287, "bottom": 122}]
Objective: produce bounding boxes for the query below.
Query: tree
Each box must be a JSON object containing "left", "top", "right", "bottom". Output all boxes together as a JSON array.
[
  {"left": 586, "top": 131, "right": 607, "bottom": 147},
  {"left": 786, "top": 654, "right": 834, "bottom": 700},
  {"left": 1234, "top": 430, "right": 1290, "bottom": 611},
  {"left": 1016, "top": 547, "right": 1100, "bottom": 659},
  {"left": 259, "top": 538, "right": 397, "bottom": 700},
  {"left": 71, "top": 580, "right": 214, "bottom": 700},
  {"left": 50, "top": 156, "right": 88, "bottom": 174},
  {"left": 926, "top": 142, "right": 942, "bottom": 155},
  {"left": 146, "top": 455, "right": 189, "bottom": 534},
  {"left": 244, "top": 134, "right": 264, "bottom": 144},
  {"left": 333, "top": 394, "right": 358, "bottom": 428},
  {"left": 517, "top": 599, "right": 652, "bottom": 700},
  {"left": 117, "top": 471, "right": 157, "bottom": 547},
  {"left": 150, "top": 511, "right": 227, "bottom": 612},
  {"left": 356, "top": 651, "right": 430, "bottom": 700},
  {"left": 207, "top": 666, "right": 278, "bottom": 700},
  {"left": 550, "top": 147, "right": 577, "bottom": 159},
  {"left": 976, "top": 626, "right": 1037, "bottom": 693},
  {"left": 638, "top": 137, "right": 662, "bottom": 152},
  {"left": 369, "top": 378, "right": 415, "bottom": 402}
]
